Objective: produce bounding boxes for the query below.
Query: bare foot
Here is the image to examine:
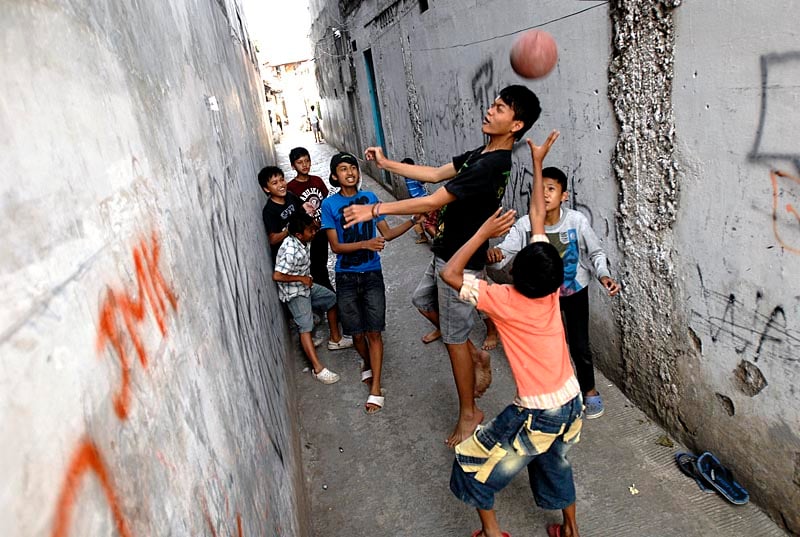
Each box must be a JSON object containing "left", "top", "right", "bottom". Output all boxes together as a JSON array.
[
  {"left": 481, "top": 333, "right": 499, "bottom": 351},
  {"left": 421, "top": 329, "right": 441, "bottom": 344},
  {"left": 445, "top": 408, "right": 484, "bottom": 448},
  {"left": 473, "top": 350, "right": 492, "bottom": 397}
]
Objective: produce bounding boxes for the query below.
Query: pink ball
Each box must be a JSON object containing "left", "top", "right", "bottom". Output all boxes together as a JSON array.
[{"left": 509, "top": 30, "right": 558, "bottom": 79}]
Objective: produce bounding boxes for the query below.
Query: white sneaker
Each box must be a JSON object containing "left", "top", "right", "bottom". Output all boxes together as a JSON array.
[
  {"left": 327, "top": 336, "right": 354, "bottom": 350},
  {"left": 312, "top": 367, "right": 340, "bottom": 384}
]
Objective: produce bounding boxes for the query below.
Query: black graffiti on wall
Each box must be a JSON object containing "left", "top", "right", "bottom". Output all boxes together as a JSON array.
[
  {"left": 748, "top": 51, "right": 800, "bottom": 254},
  {"left": 691, "top": 264, "right": 800, "bottom": 367},
  {"left": 470, "top": 58, "right": 495, "bottom": 114}
]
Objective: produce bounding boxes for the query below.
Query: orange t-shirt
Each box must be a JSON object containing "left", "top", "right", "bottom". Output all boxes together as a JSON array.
[{"left": 462, "top": 276, "right": 579, "bottom": 409}]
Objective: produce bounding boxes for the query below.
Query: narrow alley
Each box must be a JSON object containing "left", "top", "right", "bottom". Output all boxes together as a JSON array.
[{"left": 275, "top": 132, "right": 784, "bottom": 537}]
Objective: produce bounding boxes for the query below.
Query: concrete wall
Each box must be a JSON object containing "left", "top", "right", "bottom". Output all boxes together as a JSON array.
[
  {"left": 1, "top": 1, "right": 307, "bottom": 536},
  {"left": 310, "top": 0, "right": 800, "bottom": 532}
]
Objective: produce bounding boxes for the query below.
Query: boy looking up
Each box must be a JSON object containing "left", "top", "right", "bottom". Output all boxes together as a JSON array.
[
  {"left": 441, "top": 131, "right": 584, "bottom": 537},
  {"left": 259, "top": 166, "right": 314, "bottom": 264},
  {"left": 287, "top": 147, "right": 333, "bottom": 290},
  {"left": 485, "top": 167, "right": 620, "bottom": 419},
  {"left": 343, "top": 85, "right": 541, "bottom": 446},
  {"left": 321, "top": 152, "right": 419, "bottom": 413},
  {"left": 273, "top": 212, "right": 352, "bottom": 384}
]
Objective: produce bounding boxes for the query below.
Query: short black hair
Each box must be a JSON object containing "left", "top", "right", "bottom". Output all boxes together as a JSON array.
[
  {"left": 258, "top": 166, "right": 284, "bottom": 189},
  {"left": 401, "top": 157, "right": 415, "bottom": 165},
  {"left": 288, "top": 212, "right": 315, "bottom": 236},
  {"left": 542, "top": 166, "right": 568, "bottom": 192},
  {"left": 511, "top": 242, "right": 563, "bottom": 298},
  {"left": 498, "top": 85, "right": 541, "bottom": 140},
  {"left": 289, "top": 147, "right": 310, "bottom": 164}
]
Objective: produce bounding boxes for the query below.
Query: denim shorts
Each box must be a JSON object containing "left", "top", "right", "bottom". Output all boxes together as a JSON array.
[
  {"left": 450, "top": 395, "right": 584, "bottom": 511},
  {"left": 411, "top": 255, "right": 483, "bottom": 345},
  {"left": 286, "top": 284, "right": 337, "bottom": 333},
  {"left": 335, "top": 270, "right": 386, "bottom": 335}
]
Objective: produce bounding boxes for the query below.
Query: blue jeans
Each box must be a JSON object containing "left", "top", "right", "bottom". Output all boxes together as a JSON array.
[
  {"left": 450, "top": 395, "right": 584, "bottom": 511},
  {"left": 286, "top": 284, "right": 337, "bottom": 333},
  {"left": 335, "top": 270, "right": 386, "bottom": 334}
]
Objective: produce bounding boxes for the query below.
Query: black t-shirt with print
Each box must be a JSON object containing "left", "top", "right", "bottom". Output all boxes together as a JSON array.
[
  {"left": 431, "top": 147, "right": 512, "bottom": 270},
  {"left": 262, "top": 191, "right": 305, "bottom": 261}
]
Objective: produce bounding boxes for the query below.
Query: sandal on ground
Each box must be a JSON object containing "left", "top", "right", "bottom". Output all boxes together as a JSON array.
[
  {"left": 546, "top": 524, "right": 561, "bottom": 537},
  {"left": 361, "top": 369, "right": 373, "bottom": 384},
  {"left": 471, "top": 531, "right": 511, "bottom": 537},
  {"left": 675, "top": 452, "right": 715, "bottom": 493},
  {"left": 365, "top": 394, "right": 384, "bottom": 414},
  {"left": 696, "top": 451, "right": 749, "bottom": 505}
]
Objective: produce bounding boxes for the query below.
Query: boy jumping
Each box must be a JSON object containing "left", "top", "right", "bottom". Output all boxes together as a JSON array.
[
  {"left": 344, "top": 85, "right": 541, "bottom": 446},
  {"left": 442, "top": 131, "right": 584, "bottom": 537}
]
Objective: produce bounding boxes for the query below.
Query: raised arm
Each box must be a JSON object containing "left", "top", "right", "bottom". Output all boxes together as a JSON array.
[
  {"left": 526, "top": 130, "right": 560, "bottom": 236},
  {"left": 365, "top": 146, "right": 456, "bottom": 183},
  {"left": 440, "top": 208, "right": 517, "bottom": 291}
]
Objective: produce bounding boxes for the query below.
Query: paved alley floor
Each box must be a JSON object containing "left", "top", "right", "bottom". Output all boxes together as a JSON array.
[{"left": 274, "top": 132, "right": 787, "bottom": 537}]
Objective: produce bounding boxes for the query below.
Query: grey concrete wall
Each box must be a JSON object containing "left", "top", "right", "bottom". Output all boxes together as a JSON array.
[
  {"left": 1, "top": 1, "right": 307, "bottom": 536},
  {"left": 311, "top": 0, "right": 800, "bottom": 531}
]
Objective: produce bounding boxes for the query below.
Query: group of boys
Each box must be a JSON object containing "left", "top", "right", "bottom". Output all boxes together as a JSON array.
[
  {"left": 260, "top": 84, "right": 619, "bottom": 537},
  {"left": 260, "top": 147, "right": 419, "bottom": 412}
]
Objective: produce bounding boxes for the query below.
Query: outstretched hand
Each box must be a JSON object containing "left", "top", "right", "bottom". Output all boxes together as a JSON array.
[
  {"left": 364, "top": 146, "right": 387, "bottom": 168},
  {"left": 478, "top": 208, "right": 517, "bottom": 239},
  {"left": 526, "top": 130, "right": 560, "bottom": 164}
]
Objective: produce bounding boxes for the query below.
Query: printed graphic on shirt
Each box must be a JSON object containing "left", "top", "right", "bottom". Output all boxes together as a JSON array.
[
  {"left": 546, "top": 229, "right": 582, "bottom": 295},
  {"left": 338, "top": 195, "right": 378, "bottom": 270},
  {"left": 280, "top": 204, "right": 297, "bottom": 221},
  {"left": 299, "top": 187, "right": 326, "bottom": 219}
]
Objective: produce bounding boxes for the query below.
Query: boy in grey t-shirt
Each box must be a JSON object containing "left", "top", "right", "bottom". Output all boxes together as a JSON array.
[{"left": 486, "top": 166, "right": 620, "bottom": 419}]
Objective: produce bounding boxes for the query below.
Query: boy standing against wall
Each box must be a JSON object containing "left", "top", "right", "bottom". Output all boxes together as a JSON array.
[
  {"left": 485, "top": 166, "right": 620, "bottom": 419},
  {"left": 344, "top": 85, "right": 541, "bottom": 446},
  {"left": 259, "top": 166, "right": 314, "bottom": 264},
  {"left": 287, "top": 147, "right": 333, "bottom": 290},
  {"left": 273, "top": 213, "right": 352, "bottom": 384}
]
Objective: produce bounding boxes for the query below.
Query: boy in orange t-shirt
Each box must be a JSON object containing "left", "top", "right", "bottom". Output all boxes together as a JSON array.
[{"left": 440, "top": 131, "right": 583, "bottom": 537}]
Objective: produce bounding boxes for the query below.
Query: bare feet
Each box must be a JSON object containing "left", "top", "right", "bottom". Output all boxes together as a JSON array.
[
  {"left": 445, "top": 408, "right": 484, "bottom": 448},
  {"left": 421, "top": 329, "right": 441, "bottom": 344},
  {"left": 473, "top": 350, "right": 492, "bottom": 397},
  {"left": 481, "top": 333, "right": 499, "bottom": 351}
]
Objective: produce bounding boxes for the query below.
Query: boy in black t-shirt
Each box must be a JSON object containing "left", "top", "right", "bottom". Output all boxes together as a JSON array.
[
  {"left": 259, "top": 166, "right": 314, "bottom": 263},
  {"left": 343, "top": 85, "right": 542, "bottom": 448}
]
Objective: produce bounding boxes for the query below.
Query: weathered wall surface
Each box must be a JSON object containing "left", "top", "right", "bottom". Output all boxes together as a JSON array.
[
  {"left": 669, "top": 0, "right": 800, "bottom": 531},
  {"left": 311, "top": 0, "right": 800, "bottom": 531},
  {"left": 1, "top": 1, "right": 307, "bottom": 536}
]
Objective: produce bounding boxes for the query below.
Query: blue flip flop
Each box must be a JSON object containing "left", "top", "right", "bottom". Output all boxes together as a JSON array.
[
  {"left": 696, "top": 451, "right": 749, "bottom": 505},
  {"left": 675, "top": 452, "right": 715, "bottom": 494}
]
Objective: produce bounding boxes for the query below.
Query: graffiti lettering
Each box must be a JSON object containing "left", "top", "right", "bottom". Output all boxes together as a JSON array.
[
  {"left": 51, "top": 440, "right": 132, "bottom": 537},
  {"left": 96, "top": 233, "right": 178, "bottom": 420}
]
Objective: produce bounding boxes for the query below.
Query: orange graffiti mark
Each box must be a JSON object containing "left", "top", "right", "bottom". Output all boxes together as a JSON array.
[
  {"left": 96, "top": 233, "right": 178, "bottom": 419},
  {"left": 770, "top": 169, "right": 800, "bottom": 255},
  {"left": 236, "top": 512, "right": 243, "bottom": 537},
  {"left": 51, "top": 439, "right": 132, "bottom": 537}
]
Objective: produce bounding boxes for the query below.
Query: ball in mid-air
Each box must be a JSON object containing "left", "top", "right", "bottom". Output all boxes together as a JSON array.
[{"left": 509, "top": 30, "right": 558, "bottom": 79}]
